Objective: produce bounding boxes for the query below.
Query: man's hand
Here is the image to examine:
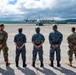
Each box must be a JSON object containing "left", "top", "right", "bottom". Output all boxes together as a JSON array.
[
  {"left": 16, "top": 43, "right": 25, "bottom": 50},
  {"left": 55, "top": 44, "right": 58, "bottom": 48},
  {"left": 52, "top": 45, "right": 55, "bottom": 49},
  {"left": 35, "top": 45, "right": 39, "bottom": 49},
  {"left": 17, "top": 46, "right": 21, "bottom": 50},
  {"left": 19, "top": 46, "right": 23, "bottom": 50},
  {"left": 73, "top": 45, "right": 76, "bottom": 49},
  {"left": 52, "top": 44, "right": 58, "bottom": 49},
  {"left": 35, "top": 45, "right": 41, "bottom": 49},
  {"left": 32, "top": 42, "right": 44, "bottom": 49},
  {"left": 0, "top": 44, "right": 2, "bottom": 48}
]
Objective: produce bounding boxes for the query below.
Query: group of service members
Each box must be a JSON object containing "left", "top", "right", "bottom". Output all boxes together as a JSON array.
[{"left": 0, "top": 24, "right": 76, "bottom": 68}]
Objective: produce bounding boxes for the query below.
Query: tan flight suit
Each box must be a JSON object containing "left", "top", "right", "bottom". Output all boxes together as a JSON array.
[
  {"left": 0, "top": 30, "right": 9, "bottom": 62},
  {"left": 67, "top": 32, "right": 76, "bottom": 61}
]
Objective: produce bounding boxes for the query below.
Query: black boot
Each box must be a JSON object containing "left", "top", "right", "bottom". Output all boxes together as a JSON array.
[
  {"left": 40, "top": 61, "right": 44, "bottom": 67},
  {"left": 49, "top": 61, "right": 54, "bottom": 67},
  {"left": 23, "top": 61, "right": 27, "bottom": 68},
  {"left": 6, "top": 61, "right": 10, "bottom": 66},
  {"left": 16, "top": 61, "right": 18, "bottom": 67},
  {"left": 57, "top": 61, "right": 61, "bottom": 67},
  {"left": 32, "top": 61, "right": 35, "bottom": 67}
]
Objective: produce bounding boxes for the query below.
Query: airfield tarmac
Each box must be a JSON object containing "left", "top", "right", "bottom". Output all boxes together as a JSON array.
[{"left": 0, "top": 24, "right": 76, "bottom": 75}]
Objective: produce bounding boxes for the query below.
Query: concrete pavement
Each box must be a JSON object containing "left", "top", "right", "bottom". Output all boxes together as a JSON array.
[{"left": 0, "top": 24, "right": 76, "bottom": 75}]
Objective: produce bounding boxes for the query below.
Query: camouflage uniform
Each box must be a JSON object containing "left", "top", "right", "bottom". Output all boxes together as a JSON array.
[
  {"left": 0, "top": 30, "right": 9, "bottom": 62},
  {"left": 32, "top": 33, "right": 45, "bottom": 61},
  {"left": 67, "top": 32, "right": 76, "bottom": 61},
  {"left": 14, "top": 33, "right": 26, "bottom": 62},
  {"left": 49, "top": 30, "right": 63, "bottom": 61}
]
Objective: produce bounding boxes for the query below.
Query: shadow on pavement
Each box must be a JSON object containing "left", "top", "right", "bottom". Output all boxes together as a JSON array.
[
  {"left": 6, "top": 66, "right": 15, "bottom": 75},
  {"left": 17, "top": 67, "right": 37, "bottom": 75},
  {"left": 54, "top": 66, "right": 76, "bottom": 75},
  {"left": 0, "top": 66, "right": 15, "bottom": 75},
  {"left": 0, "top": 67, "right": 7, "bottom": 75},
  {"left": 72, "top": 66, "right": 76, "bottom": 69},
  {"left": 36, "top": 67, "right": 57, "bottom": 75}
]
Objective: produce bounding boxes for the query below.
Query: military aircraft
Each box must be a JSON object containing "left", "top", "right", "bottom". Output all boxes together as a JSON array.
[
  {"left": 36, "top": 19, "right": 43, "bottom": 26},
  {"left": 23, "top": 18, "right": 56, "bottom": 26},
  {"left": 23, "top": 18, "right": 44, "bottom": 26},
  {"left": 23, "top": 18, "right": 37, "bottom": 23}
]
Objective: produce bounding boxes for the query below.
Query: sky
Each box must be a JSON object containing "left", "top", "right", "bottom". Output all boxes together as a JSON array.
[{"left": 0, "top": 0, "right": 76, "bottom": 21}]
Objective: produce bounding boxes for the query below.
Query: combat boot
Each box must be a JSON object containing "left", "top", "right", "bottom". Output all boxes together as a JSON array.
[
  {"left": 6, "top": 61, "right": 10, "bottom": 66},
  {"left": 49, "top": 61, "right": 54, "bottom": 67},
  {"left": 67, "top": 61, "right": 72, "bottom": 66},
  {"left": 40, "top": 61, "right": 44, "bottom": 67},
  {"left": 23, "top": 61, "right": 27, "bottom": 68},
  {"left": 57, "top": 61, "right": 61, "bottom": 67},
  {"left": 32, "top": 61, "right": 35, "bottom": 67},
  {"left": 16, "top": 61, "right": 18, "bottom": 67}
]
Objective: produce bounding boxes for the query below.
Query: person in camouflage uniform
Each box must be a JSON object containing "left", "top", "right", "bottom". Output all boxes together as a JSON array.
[
  {"left": 32, "top": 27, "right": 45, "bottom": 67},
  {"left": 0, "top": 24, "right": 10, "bottom": 66},
  {"left": 49, "top": 25, "right": 63, "bottom": 67},
  {"left": 14, "top": 27, "right": 27, "bottom": 68},
  {"left": 67, "top": 27, "right": 76, "bottom": 66}
]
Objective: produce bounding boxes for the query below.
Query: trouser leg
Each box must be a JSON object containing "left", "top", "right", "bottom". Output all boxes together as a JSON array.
[
  {"left": 32, "top": 49, "right": 37, "bottom": 61},
  {"left": 67, "top": 50, "right": 73, "bottom": 66},
  {"left": 21, "top": 49, "right": 26, "bottom": 61},
  {"left": 56, "top": 48, "right": 61, "bottom": 62},
  {"left": 50, "top": 48, "right": 54, "bottom": 61},
  {"left": 49, "top": 48, "right": 54, "bottom": 67},
  {"left": 3, "top": 46, "right": 10, "bottom": 66},
  {"left": 3, "top": 47, "right": 8, "bottom": 62},
  {"left": 68, "top": 50, "right": 73, "bottom": 61},
  {"left": 56, "top": 48, "right": 61, "bottom": 67},
  {"left": 15, "top": 49, "right": 20, "bottom": 67},
  {"left": 15, "top": 49, "right": 20, "bottom": 63},
  {"left": 38, "top": 49, "right": 43, "bottom": 61},
  {"left": 32, "top": 49, "right": 37, "bottom": 67},
  {"left": 21, "top": 48, "right": 27, "bottom": 67},
  {"left": 38, "top": 48, "right": 44, "bottom": 67}
]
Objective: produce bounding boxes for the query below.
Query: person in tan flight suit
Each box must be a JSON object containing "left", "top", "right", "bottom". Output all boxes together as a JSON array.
[
  {"left": 0, "top": 24, "right": 10, "bottom": 66},
  {"left": 67, "top": 27, "right": 76, "bottom": 66}
]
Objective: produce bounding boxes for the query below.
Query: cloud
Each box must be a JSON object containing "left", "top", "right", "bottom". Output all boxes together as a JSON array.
[{"left": 0, "top": 0, "right": 76, "bottom": 21}]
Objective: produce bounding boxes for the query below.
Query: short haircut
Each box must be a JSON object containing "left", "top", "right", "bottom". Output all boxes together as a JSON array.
[
  {"left": 0, "top": 24, "right": 4, "bottom": 27},
  {"left": 18, "top": 28, "right": 22, "bottom": 33},
  {"left": 35, "top": 27, "right": 40, "bottom": 33},
  {"left": 53, "top": 25, "right": 57, "bottom": 29},
  {"left": 72, "top": 27, "right": 75, "bottom": 32}
]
